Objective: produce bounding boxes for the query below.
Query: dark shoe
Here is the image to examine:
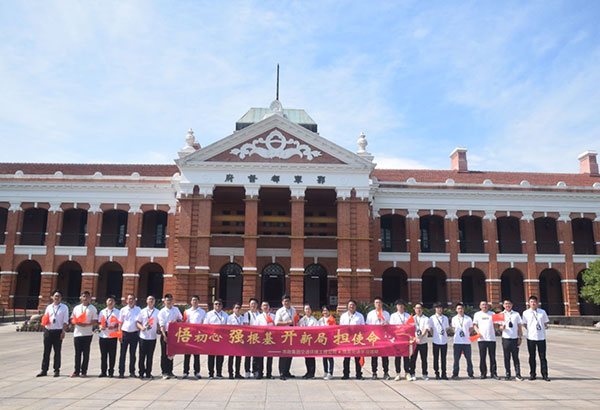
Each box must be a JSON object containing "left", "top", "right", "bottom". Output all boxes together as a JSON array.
[
  {"left": 492, "top": 374, "right": 500, "bottom": 380},
  {"left": 468, "top": 375, "right": 475, "bottom": 379},
  {"left": 286, "top": 373, "right": 295, "bottom": 378},
  {"left": 182, "top": 373, "right": 189, "bottom": 379},
  {"left": 168, "top": 373, "right": 177, "bottom": 379},
  {"left": 356, "top": 374, "right": 363, "bottom": 380},
  {"left": 81, "top": 373, "right": 87, "bottom": 378},
  {"left": 480, "top": 375, "right": 487, "bottom": 379},
  {"left": 53, "top": 371, "right": 60, "bottom": 378},
  {"left": 515, "top": 375, "right": 523, "bottom": 381},
  {"left": 256, "top": 374, "right": 263, "bottom": 380},
  {"left": 280, "top": 376, "right": 287, "bottom": 380},
  {"left": 195, "top": 373, "right": 202, "bottom": 380},
  {"left": 99, "top": 373, "right": 107, "bottom": 378},
  {"left": 130, "top": 373, "right": 136, "bottom": 378},
  {"left": 451, "top": 375, "right": 458, "bottom": 380},
  {"left": 341, "top": 375, "right": 349, "bottom": 380},
  {"left": 435, "top": 374, "right": 440, "bottom": 380},
  {"left": 235, "top": 374, "right": 245, "bottom": 379},
  {"left": 118, "top": 374, "right": 125, "bottom": 379},
  {"left": 36, "top": 371, "right": 47, "bottom": 377},
  {"left": 441, "top": 374, "right": 448, "bottom": 380},
  {"left": 505, "top": 376, "right": 511, "bottom": 381},
  {"left": 267, "top": 375, "right": 274, "bottom": 379},
  {"left": 543, "top": 376, "right": 550, "bottom": 382},
  {"left": 229, "top": 375, "right": 234, "bottom": 379},
  {"left": 529, "top": 376, "right": 536, "bottom": 381}
]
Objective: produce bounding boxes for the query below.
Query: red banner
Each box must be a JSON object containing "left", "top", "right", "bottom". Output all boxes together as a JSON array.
[{"left": 167, "top": 323, "right": 415, "bottom": 357}]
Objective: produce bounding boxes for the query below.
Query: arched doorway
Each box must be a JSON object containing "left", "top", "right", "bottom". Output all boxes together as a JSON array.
[
  {"left": 15, "top": 260, "right": 42, "bottom": 309},
  {"left": 381, "top": 268, "right": 408, "bottom": 305},
  {"left": 304, "top": 264, "right": 327, "bottom": 308},
  {"left": 422, "top": 268, "right": 447, "bottom": 308},
  {"left": 97, "top": 262, "right": 123, "bottom": 302},
  {"left": 540, "top": 269, "right": 564, "bottom": 315},
  {"left": 461, "top": 268, "right": 487, "bottom": 307},
  {"left": 57, "top": 261, "right": 82, "bottom": 304},
  {"left": 262, "top": 263, "right": 285, "bottom": 307},
  {"left": 501, "top": 269, "right": 525, "bottom": 313},
  {"left": 219, "top": 263, "right": 243, "bottom": 308},
  {"left": 138, "top": 263, "right": 164, "bottom": 300},
  {"left": 578, "top": 270, "right": 600, "bottom": 315}
]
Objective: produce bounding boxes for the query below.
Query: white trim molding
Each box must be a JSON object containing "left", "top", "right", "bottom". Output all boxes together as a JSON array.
[
  {"left": 418, "top": 253, "right": 450, "bottom": 262},
  {"left": 55, "top": 246, "right": 87, "bottom": 256},
  {"left": 496, "top": 254, "right": 528, "bottom": 263},
  {"left": 457, "top": 253, "right": 489, "bottom": 263},
  {"left": 378, "top": 252, "right": 411, "bottom": 263},
  {"left": 136, "top": 248, "right": 168, "bottom": 258},
  {"left": 14, "top": 245, "right": 47, "bottom": 255},
  {"left": 535, "top": 254, "right": 566, "bottom": 263},
  {"left": 95, "top": 247, "right": 128, "bottom": 257}
]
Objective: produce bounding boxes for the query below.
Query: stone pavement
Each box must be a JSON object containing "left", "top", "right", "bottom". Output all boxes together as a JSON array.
[{"left": 0, "top": 323, "right": 598, "bottom": 409}]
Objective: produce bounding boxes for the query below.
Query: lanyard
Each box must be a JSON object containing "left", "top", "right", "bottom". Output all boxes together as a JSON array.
[
  {"left": 52, "top": 304, "right": 60, "bottom": 320},
  {"left": 531, "top": 310, "right": 542, "bottom": 327},
  {"left": 105, "top": 309, "right": 114, "bottom": 323},
  {"left": 458, "top": 316, "right": 464, "bottom": 331},
  {"left": 415, "top": 315, "right": 422, "bottom": 329},
  {"left": 216, "top": 311, "right": 224, "bottom": 323},
  {"left": 396, "top": 313, "right": 406, "bottom": 324},
  {"left": 234, "top": 315, "right": 242, "bottom": 325},
  {"left": 146, "top": 309, "right": 155, "bottom": 326},
  {"left": 435, "top": 315, "right": 444, "bottom": 330}
]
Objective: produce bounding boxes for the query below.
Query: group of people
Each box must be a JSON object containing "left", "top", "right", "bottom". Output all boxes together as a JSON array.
[{"left": 35, "top": 290, "right": 551, "bottom": 382}]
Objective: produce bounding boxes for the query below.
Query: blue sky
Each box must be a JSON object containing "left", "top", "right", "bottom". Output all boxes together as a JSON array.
[{"left": 1, "top": 1, "right": 599, "bottom": 173}]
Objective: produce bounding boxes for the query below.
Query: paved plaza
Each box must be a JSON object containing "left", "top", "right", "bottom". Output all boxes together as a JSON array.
[{"left": 0, "top": 323, "right": 598, "bottom": 410}]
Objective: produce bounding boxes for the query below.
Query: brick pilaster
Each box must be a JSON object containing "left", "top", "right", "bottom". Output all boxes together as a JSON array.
[
  {"left": 289, "top": 187, "right": 305, "bottom": 309},
  {"left": 194, "top": 194, "right": 212, "bottom": 308},
  {"left": 558, "top": 214, "right": 578, "bottom": 316},
  {"left": 336, "top": 189, "right": 352, "bottom": 311},
  {"left": 1, "top": 204, "right": 21, "bottom": 308},
  {"left": 406, "top": 210, "right": 421, "bottom": 304},
  {"left": 242, "top": 186, "right": 259, "bottom": 308},
  {"left": 521, "top": 213, "right": 539, "bottom": 298},
  {"left": 484, "top": 211, "right": 501, "bottom": 305}
]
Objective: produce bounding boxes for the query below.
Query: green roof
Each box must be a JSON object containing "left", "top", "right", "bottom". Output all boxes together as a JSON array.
[{"left": 236, "top": 107, "right": 317, "bottom": 132}]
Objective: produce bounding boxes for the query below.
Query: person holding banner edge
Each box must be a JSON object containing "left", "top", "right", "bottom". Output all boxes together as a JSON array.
[
  {"left": 340, "top": 299, "right": 365, "bottom": 380},
  {"left": 366, "top": 296, "right": 391, "bottom": 380}
]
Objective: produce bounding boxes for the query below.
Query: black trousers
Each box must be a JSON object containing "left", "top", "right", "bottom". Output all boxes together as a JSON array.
[
  {"left": 343, "top": 357, "right": 362, "bottom": 378},
  {"left": 99, "top": 337, "right": 118, "bottom": 376},
  {"left": 432, "top": 343, "right": 447, "bottom": 376},
  {"left": 160, "top": 333, "right": 173, "bottom": 375},
  {"left": 138, "top": 338, "right": 156, "bottom": 377},
  {"left": 304, "top": 357, "right": 316, "bottom": 377},
  {"left": 478, "top": 341, "right": 497, "bottom": 377},
  {"left": 228, "top": 356, "right": 242, "bottom": 376},
  {"left": 527, "top": 339, "right": 548, "bottom": 378},
  {"left": 254, "top": 357, "right": 273, "bottom": 378},
  {"left": 452, "top": 344, "right": 473, "bottom": 377},
  {"left": 41, "top": 329, "right": 63, "bottom": 372},
  {"left": 322, "top": 357, "right": 334, "bottom": 375},
  {"left": 371, "top": 356, "right": 389, "bottom": 374},
  {"left": 73, "top": 335, "right": 93, "bottom": 374},
  {"left": 502, "top": 338, "right": 521, "bottom": 377},
  {"left": 184, "top": 354, "right": 200, "bottom": 375},
  {"left": 244, "top": 356, "right": 254, "bottom": 374},
  {"left": 208, "top": 355, "right": 224, "bottom": 377},
  {"left": 119, "top": 331, "right": 139, "bottom": 375},
  {"left": 410, "top": 343, "right": 428, "bottom": 376},
  {"left": 279, "top": 356, "right": 293, "bottom": 376},
  {"left": 394, "top": 355, "right": 411, "bottom": 375}
]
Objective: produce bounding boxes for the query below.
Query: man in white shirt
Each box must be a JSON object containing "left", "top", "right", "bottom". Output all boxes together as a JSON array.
[
  {"left": 275, "top": 295, "right": 297, "bottom": 380},
  {"left": 205, "top": 298, "right": 229, "bottom": 379},
  {"left": 98, "top": 295, "right": 121, "bottom": 378},
  {"left": 298, "top": 304, "right": 319, "bottom": 379},
  {"left": 366, "top": 296, "right": 391, "bottom": 380},
  {"left": 136, "top": 295, "right": 159, "bottom": 379},
  {"left": 243, "top": 297, "right": 260, "bottom": 378},
  {"left": 430, "top": 302, "right": 450, "bottom": 380},
  {"left": 340, "top": 299, "right": 365, "bottom": 380},
  {"left": 37, "top": 289, "right": 69, "bottom": 377},
  {"left": 451, "top": 303, "right": 475, "bottom": 379},
  {"left": 499, "top": 299, "right": 523, "bottom": 381},
  {"left": 473, "top": 300, "right": 499, "bottom": 379},
  {"left": 158, "top": 293, "right": 183, "bottom": 379},
  {"left": 409, "top": 303, "right": 431, "bottom": 381},
  {"left": 182, "top": 295, "right": 205, "bottom": 379},
  {"left": 390, "top": 299, "right": 412, "bottom": 381},
  {"left": 118, "top": 293, "right": 142, "bottom": 378},
  {"left": 227, "top": 302, "right": 246, "bottom": 379},
  {"left": 70, "top": 290, "right": 98, "bottom": 377},
  {"left": 254, "top": 300, "right": 276, "bottom": 379},
  {"left": 522, "top": 295, "right": 550, "bottom": 381}
]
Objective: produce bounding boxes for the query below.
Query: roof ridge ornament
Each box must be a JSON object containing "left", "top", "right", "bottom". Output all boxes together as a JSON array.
[
  {"left": 356, "top": 132, "right": 374, "bottom": 161},
  {"left": 230, "top": 129, "right": 321, "bottom": 160},
  {"left": 178, "top": 128, "right": 200, "bottom": 158}
]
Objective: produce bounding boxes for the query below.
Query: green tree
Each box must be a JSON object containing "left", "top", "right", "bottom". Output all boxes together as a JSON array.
[{"left": 580, "top": 260, "right": 600, "bottom": 305}]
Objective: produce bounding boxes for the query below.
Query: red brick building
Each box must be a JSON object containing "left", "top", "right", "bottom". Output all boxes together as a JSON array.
[{"left": 1, "top": 100, "right": 599, "bottom": 315}]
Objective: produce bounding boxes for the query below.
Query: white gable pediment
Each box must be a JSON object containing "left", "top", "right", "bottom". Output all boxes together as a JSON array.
[{"left": 174, "top": 111, "right": 375, "bottom": 194}]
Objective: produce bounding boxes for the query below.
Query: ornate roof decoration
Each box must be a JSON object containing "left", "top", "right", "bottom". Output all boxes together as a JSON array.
[{"left": 230, "top": 129, "right": 322, "bottom": 161}]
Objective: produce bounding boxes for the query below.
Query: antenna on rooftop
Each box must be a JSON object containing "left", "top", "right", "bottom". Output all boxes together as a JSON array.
[{"left": 276, "top": 64, "right": 279, "bottom": 101}]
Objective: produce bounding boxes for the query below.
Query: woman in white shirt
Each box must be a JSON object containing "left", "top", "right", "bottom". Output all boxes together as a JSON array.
[{"left": 318, "top": 306, "right": 335, "bottom": 379}]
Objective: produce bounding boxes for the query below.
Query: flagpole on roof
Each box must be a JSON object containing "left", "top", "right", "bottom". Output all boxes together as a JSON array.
[{"left": 276, "top": 64, "right": 279, "bottom": 101}]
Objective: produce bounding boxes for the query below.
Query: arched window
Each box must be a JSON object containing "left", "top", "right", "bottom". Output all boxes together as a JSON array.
[
  {"left": 15, "top": 260, "right": 42, "bottom": 309},
  {"left": 539, "top": 269, "right": 564, "bottom": 315},
  {"left": 501, "top": 269, "right": 525, "bottom": 312},
  {"left": 461, "top": 268, "right": 486, "bottom": 307},
  {"left": 381, "top": 268, "right": 408, "bottom": 305},
  {"left": 262, "top": 263, "right": 285, "bottom": 307},
  {"left": 304, "top": 264, "right": 327, "bottom": 308},
  {"left": 422, "top": 268, "right": 447, "bottom": 308},
  {"left": 138, "top": 263, "right": 164, "bottom": 300},
  {"left": 57, "top": 261, "right": 83, "bottom": 303},
  {"left": 220, "top": 263, "right": 243, "bottom": 308}
]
